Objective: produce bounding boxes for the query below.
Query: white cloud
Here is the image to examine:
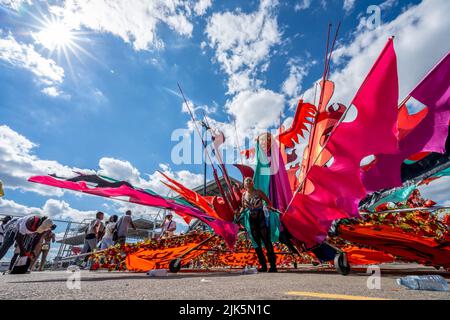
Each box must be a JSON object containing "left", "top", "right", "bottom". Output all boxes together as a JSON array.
[
  {"left": 379, "top": 0, "right": 398, "bottom": 10},
  {"left": 343, "top": 0, "right": 356, "bottom": 12},
  {"left": 41, "top": 198, "right": 99, "bottom": 222},
  {"left": 205, "top": 0, "right": 281, "bottom": 94},
  {"left": 281, "top": 58, "right": 315, "bottom": 107},
  {"left": 0, "top": 198, "right": 98, "bottom": 222},
  {"left": 0, "top": 125, "right": 93, "bottom": 196},
  {"left": 0, "top": 125, "right": 204, "bottom": 198},
  {"left": 41, "top": 86, "right": 62, "bottom": 97},
  {"left": 308, "top": 0, "right": 450, "bottom": 108},
  {"left": 194, "top": 0, "right": 212, "bottom": 16},
  {"left": 0, "top": 32, "right": 65, "bottom": 86},
  {"left": 0, "top": 198, "right": 41, "bottom": 216},
  {"left": 51, "top": 0, "right": 205, "bottom": 51},
  {"left": 0, "top": 0, "right": 30, "bottom": 10},
  {"left": 294, "top": 0, "right": 311, "bottom": 11},
  {"left": 199, "top": 0, "right": 286, "bottom": 151},
  {"left": 98, "top": 158, "right": 204, "bottom": 196},
  {"left": 226, "top": 89, "right": 285, "bottom": 141}
]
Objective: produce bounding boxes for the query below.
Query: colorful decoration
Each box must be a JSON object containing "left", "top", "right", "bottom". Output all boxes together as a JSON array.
[
  {"left": 278, "top": 100, "right": 317, "bottom": 148},
  {"left": 362, "top": 52, "right": 450, "bottom": 192},
  {"left": 90, "top": 231, "right": 313, "bottom": 272},
  {"left": 28, "top": 174, "right": 239, "bottom": 248}
]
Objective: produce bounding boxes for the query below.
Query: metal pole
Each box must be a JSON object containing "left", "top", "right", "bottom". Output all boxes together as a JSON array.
[{"left": 203, "top": 124, "right": 207, "bottom": 196}]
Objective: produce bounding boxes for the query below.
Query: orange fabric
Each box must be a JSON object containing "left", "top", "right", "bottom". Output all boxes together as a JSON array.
[
  {"left": 287, "top": 166, "right": 300, "bottom": 193},
  {"left": 343, "top": 246, "right": 395, "bottom": 265},
  {"left": 160, "top": 173, "right": 221, "bottom": 220},
  {"left": 216, "top": 252, "right": 299, "bottom": 267},
  {"left": 278, "top": 100, "right": 317, "bottom": 148},
  {"left": 318, "top": 80, "right": 335, "bottom": 112},
  {"left": 171, "top": 210, "right": 193, "bottom": 224},
  {"left": 126, "top": 244, "right": 203, "bottom": 271},
  {"left": 339, "top": 224, "right": 450, "bottom": 268}
]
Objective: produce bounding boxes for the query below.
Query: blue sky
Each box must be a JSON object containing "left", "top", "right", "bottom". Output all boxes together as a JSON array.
[{"left": 0, "top": 0, "right": 449, "bottom": 245}]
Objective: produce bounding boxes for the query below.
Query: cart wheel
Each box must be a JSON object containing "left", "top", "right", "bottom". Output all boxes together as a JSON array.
[
  {"left": 334, "top": 252, "right": 351, "bottom": 276},
  {"left": 169, "top": 259, "right": 181, "bottom": 273}
]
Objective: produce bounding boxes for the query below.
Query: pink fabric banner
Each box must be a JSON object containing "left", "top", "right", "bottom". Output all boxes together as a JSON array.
[
  {"left": 362, "top": 51, "right": 450, "bottom": 192},
  {"left": 29, "top": 175, "right": 239, "bottom": 248},
  {"left": 282, "top": 39, "right": 399, "bottom": 247}
]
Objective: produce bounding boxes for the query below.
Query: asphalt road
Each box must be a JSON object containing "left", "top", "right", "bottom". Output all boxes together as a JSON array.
[{"left": 0, "top": 264, "right": 449, "bottom": 300}]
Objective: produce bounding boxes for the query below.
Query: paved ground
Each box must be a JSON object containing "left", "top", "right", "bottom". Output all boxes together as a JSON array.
[{"left": 0, "top": 264, "right": 449, "bottom": 300}]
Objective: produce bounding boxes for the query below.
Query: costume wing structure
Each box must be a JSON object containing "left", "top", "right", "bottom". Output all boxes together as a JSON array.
[
  {"left": 283, "top": 39, "right": 400, "bottom": 247},
  {"left": 28, "top": 174, "right": 238, "bottom": 248}
]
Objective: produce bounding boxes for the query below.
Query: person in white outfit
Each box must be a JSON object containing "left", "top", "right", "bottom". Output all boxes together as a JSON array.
[
  {"left": 100, "top": 215, "right": 118, "bottom": 249},
  {"left": 161, "top": 213, "right": 176, "bottom": 238}
]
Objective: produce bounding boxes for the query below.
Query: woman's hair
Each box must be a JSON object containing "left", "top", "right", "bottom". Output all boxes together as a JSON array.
[{"left": 110, "top": 215, "right": 118, "bottom": 223}]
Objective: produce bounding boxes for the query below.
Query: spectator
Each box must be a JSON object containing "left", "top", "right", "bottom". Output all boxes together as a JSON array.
[
  {"left": 115, "top": 210, "right": 136, "bottom": 245},
  {"left": 0, "top": 216, "right": 12, "bottom": 247},
  {"left": 77, "top": 211, "right": 104, "bottom": 268},
  {"left": 0, "top": 215, "right": 54, "bottom": 261},
  {"left": 12, "top": 230, "right": 45, "bottom": 272},
  {"left": 161, "top": 213, "right": 176, "bottom": 238},
  {"left": 100, "top": 215, "right": 118, "bottom": 249},
  {"left": 30, "top": 225, "right": 56, "bottom": 271}
]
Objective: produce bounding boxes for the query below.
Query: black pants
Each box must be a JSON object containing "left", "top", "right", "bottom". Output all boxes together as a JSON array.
[{"left": 249, "top": 209, "right": 276, "bottom": 270}]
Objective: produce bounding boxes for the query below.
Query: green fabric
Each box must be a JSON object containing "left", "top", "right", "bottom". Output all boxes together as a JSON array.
[
  {"left": 253, "top": 141, "right": 271, "bottom": 197},
  {"left": 240, "top": 141, "right": 280, "bottom": 248},
  {"left": 240, "top": 209, "right": 280, "bottom": 248},
  {"left": 368, "top": 184, "right": 417, "bottom": 211}
]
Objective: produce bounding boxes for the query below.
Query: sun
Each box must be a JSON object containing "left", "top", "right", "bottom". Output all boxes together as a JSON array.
[
  {"left": 34, "top": 19, "right": 76, "bottom": 53},
  {"left": 31, "top": 15, "right": 95, "bottom": 70},
  {"left": 39, "top": 21, "right": 74, "bottom": 50}
]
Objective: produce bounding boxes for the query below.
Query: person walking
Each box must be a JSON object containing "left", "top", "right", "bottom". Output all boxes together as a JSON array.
[
  {"left": 100, "top": 215, "right": 118, "bottom": 249},
  {"left": 114, "top": 210, "right": 136, "bottom": 245},
  {"left": 77, "top": 211, "right": 104, "bottom": 268}
]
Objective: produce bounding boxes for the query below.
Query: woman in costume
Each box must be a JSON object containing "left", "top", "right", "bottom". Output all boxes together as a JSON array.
[{"left": 240, "top": 177, "right": 278, "bottom": 272}]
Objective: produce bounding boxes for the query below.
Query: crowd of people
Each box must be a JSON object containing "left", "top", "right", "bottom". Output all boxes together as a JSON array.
[
  {"left": 76, "top": 210, "right": 137, "bottom": 268},
  {"left": 0, "top": 207, "right": 180, "bottom": 273}
]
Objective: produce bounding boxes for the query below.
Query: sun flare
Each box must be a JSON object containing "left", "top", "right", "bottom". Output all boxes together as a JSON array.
[{"left": 36, "top": 20, "right": 75, "bottom": 51}]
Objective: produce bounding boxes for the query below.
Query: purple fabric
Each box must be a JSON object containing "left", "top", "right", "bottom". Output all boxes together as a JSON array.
[
  {"left": 362, "top": 52, "right": 450, "bottom": 192},
  {"left": 268, "top": 140, "right": 293, "bottom": 212}
]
